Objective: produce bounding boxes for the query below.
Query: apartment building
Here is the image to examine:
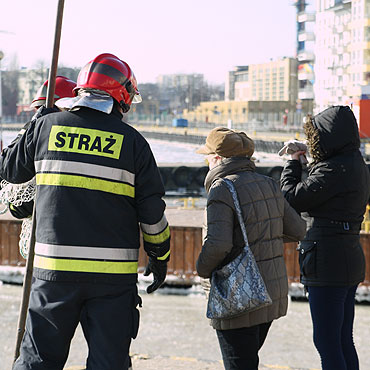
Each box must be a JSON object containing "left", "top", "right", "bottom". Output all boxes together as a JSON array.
[
  {"left": 182, "top": 100, "right": 295, "bottom": 125},
  {"left": 16, "top": 66, "right": 78, "bottom": 114},
  {"left": 313, "top": 0, "right": 370, "bottom": 114},
  {"left": 296, "top": 0, "right": 315, "bottom": 112},
  {"left": 225, "top": 58, "right": 299, "bottom": 108},
  {"left": 156, "top": 73, "right": 205, "bottom": 111},
  {"left": 182, "top": 58, "right": 304, "bottom": 125},
  {"left": 17, "top": 68, "right": 48, "bottom": 113}
]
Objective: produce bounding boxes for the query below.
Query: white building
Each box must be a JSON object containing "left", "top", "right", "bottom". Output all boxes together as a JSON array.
[
  {"left": 17, "top": 67, "right": 48, "bottom": 111},
  {"left": 313, "top": 0, "right": 370, "bottom": 114},
  {"left": 296, "top": 0, "right": 316, "bottom": 112}
]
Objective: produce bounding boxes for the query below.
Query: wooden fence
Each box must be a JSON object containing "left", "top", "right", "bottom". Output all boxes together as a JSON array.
[{"left": 1, "top": 220, "right": 370, "bottom": 287}]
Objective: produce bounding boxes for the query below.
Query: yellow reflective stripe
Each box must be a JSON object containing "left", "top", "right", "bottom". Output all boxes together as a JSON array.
[
  {"left": 48, "top": 125, "right": 124, "bottom": 159},
  {"left": 34, "top": 255, "right": 138, "bottom": 274},
  {"left": 9, "top": 204, "right": 16, "bottom": 211},
  {"left": 142, "top": 225, "right": 170, "bottom": 244},
  {"left": 157, "top": 250, "right": 170, "bottom": 261},
  {"left": 36, "top": 173, "right": 135, "bottom": 198}
]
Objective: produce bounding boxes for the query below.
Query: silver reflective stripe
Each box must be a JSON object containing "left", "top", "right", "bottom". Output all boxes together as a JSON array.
[
  {"left": 35, "top": 242, "right": 139, "bottom": 261},
  {"left": 35, "top": 160, "right": 135, "bottom": 185},
  {"left": 140, "top": 214, "right": 168, "bottom": 234}
]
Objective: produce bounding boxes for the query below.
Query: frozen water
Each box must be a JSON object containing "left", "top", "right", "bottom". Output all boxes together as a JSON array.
[{"left": 1, "top": 131, "right": 284, "bottom": 165}]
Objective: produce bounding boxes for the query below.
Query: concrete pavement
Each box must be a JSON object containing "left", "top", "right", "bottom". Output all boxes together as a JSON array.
[{"left": 1, "top": 282, "right": 370, "bottom": 370}]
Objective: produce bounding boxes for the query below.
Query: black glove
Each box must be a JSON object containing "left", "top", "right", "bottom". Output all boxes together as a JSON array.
[
  {"left": 9, "top": 200, "right": 34, "bottom": 219},
  {"left": 143, "top": 257, "right": 167, "bottom": 294}
]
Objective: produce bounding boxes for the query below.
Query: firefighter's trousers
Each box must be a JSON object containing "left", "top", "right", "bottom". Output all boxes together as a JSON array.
[{"left": 13, "top": 278, "right": 141, "bottom": 370}]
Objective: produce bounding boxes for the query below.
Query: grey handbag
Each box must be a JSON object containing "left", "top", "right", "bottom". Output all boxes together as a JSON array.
[{"left": 206, "top": 178, "right": 272, "bottom": 320}]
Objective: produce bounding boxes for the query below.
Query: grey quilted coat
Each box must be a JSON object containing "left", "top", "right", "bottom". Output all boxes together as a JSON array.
[{"left": 196, "top": 157, "right": 306, "bottom": 330}]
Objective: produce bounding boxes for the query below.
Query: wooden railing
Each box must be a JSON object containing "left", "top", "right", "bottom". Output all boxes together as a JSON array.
[{"left": 1, "top": 220, "right": 369, "bottom": 287}]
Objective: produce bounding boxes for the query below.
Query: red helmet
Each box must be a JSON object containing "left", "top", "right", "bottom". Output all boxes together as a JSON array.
[
  {"left": 30, "top": 76, "right": 77, "bottom": 108},
  {"left": 75, "top": 53, "right": 141, "bottom": 111}
]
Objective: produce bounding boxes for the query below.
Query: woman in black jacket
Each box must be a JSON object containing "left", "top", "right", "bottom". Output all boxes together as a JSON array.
[{"left": 280, "top": 106, "right": 370, "bottom": 370}]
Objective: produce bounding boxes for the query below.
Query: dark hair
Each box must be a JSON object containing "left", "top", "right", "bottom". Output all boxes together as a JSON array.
[{"left": 304, "top": 115, "right": 325, "bottom": 165}]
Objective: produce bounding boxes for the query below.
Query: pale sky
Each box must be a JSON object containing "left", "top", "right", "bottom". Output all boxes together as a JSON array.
[{"left": 0, "top": 0, "right": 299, "bottom": 84}]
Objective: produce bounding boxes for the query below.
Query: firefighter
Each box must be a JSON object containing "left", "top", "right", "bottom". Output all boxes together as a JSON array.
[
  {"left": 7, "top": 76, "right": 77, "bottom": 219},
  {"left": 1, "top": 53, "right": 170, "bottom": 370}
]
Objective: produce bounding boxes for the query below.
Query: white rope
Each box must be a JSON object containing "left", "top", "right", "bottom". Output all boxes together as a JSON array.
[
  {"left": 0, "top": 178, "right": 36, "bottom": 257},
  {"left": 19, "top": 217, "right": 33, "bottom": 258},
  {"left": 0, "top": 178, "right": 36, "bottom": 208}
]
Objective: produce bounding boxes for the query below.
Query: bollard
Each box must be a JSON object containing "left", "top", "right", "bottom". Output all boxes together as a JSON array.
[
  {"left": 361, "top": 205, "right": 370, "bottom": 232},
  {"left": 365, "top": 222, "right": 370, "bottom": 233},
  {"left": 176, "top": 197, "right": 197, "bottom": 209}
]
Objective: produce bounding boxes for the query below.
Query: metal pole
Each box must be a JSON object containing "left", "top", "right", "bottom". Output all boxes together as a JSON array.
[
  {"left": 46, "top": 0, "right": 65, "bottom": 108},
  {"left": 14, "top": 0, "right": 65, "bottom": 363}
]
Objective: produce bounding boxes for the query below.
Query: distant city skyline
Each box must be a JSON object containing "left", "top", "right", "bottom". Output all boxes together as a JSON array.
[{"left": 0, "top": 0, "right": 301, "bottom": 84}]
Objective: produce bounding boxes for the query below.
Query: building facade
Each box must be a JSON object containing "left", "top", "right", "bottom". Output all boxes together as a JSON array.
[
  {"left": 225, "top": 58, "right": 299, "bottom": 109},
  {"left": 156, "top": 73, "right": 205, "bottom": 111},
  {"left": 182, "top": 100, "right": 303, "bottom": 126},
  {"left": 313, "top": 0, "right": 370, "bottom": 114},
  {"left": 184, "top": 58, "right": 304, "bottom": 125},
  {"left": 16, "top": 66, "right": 79, "bottom": 114},
  {"left": 296, "top": 0, "right": 315, "bottom": 112},
  {"left": 17, "top": 68, "right": 48, "bottom": 113}
]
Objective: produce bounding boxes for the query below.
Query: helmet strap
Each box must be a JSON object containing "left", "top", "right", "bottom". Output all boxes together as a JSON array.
[{"left": 119, "top": 101, "right": 130, "bottom": 113}]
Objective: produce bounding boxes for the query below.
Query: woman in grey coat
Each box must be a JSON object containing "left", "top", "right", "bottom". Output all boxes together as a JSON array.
[{"left": 196, "top": 127, "right": 306, "bottom": 370}]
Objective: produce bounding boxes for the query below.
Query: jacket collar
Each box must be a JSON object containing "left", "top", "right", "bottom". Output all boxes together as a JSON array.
[{"left": 204, "top": 157, "right": 255, "bottom": 192}]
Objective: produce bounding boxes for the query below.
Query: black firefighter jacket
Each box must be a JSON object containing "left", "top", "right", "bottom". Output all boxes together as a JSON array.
[
  {"left": 0, "top": 107, "right": 170, "bottom": 284},
  {"left": 281, "top": 106, "right": 370, "bottom": 287}
]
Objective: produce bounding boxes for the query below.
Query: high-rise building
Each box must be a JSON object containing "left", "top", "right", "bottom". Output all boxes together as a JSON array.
[
  {"left": 295, "top": 1, "right": 315, "bottom": 112},
  {"left": 313, "top": 0, "right": 370, "bottom": 114}
]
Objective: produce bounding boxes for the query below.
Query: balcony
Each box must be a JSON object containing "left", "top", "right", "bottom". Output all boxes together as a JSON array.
[
  {"left": 298, "top": 52, "right": 315, "bottom": 62},
  {"left": 298, "top": 31, "right": 315, "bottom": 42},
  {"left": 298, "top": 72, "right": 315, "bottom": 81},
  {"left": 297, "top": 12, "right": 315, "bottom": 23},
  {"left": 299, "top": 88, "right": 314, "bottom": 100},
  {"left": 329, "top": 0, "right": 351, "bottom": 11},
  {"left": 334, "top": 25, "right": 342, "bottom": 33}
]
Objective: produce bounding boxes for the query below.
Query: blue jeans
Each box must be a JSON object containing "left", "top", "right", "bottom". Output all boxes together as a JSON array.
[
  {"left": 307, "top": 285, "right": 359, "bottom": 370},
  {"left": 216, "top": 321, "right": 272, "bottom": 370}
]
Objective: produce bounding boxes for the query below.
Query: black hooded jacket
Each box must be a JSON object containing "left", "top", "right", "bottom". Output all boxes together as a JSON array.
[{"left": 281, "top": 106, "right": 370, "bottom": 286}]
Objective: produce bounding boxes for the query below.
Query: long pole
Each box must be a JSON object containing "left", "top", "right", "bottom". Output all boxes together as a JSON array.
[
  {"left": 13, "top": 0, "right": 65, "bottom": 363},
  {"left": 46, "top": 0, "right": 65, "bottom": 108}
]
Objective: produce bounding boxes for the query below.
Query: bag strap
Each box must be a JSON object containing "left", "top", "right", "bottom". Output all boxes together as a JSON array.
[{"left": 223, "top": 178, "right": 249, "bottom": 247}]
